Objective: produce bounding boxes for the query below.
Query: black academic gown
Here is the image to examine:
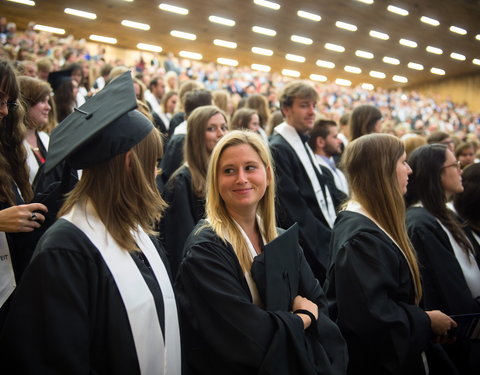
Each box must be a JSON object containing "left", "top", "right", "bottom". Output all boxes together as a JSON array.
[
  {"left": 406, "top": 206, "right": 480, "bottom": 375},
  {"left": 0, "top": 219, "right": 170, "bottom": 375},
  {"left": 160, "top": 133, "right": 185, "bottom": 185},
  {"left": 175, "top": 221, "right": 348, "bottom": 375},
  {"left": 159, "top": 165, "right": 205, "bottom": 279},
  {"left": 325, "top": 211, "right": 456, "bottom": 375},
  {"left": 269, "top": 133, "right": 345, "bottom": 283}
]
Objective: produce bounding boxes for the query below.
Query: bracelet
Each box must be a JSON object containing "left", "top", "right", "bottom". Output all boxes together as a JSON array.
[{"left": 294, "top": 309, "right": 317, "bottom": 326}]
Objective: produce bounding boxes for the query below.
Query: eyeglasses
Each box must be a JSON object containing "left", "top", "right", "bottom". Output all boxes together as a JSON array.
[
  {"left": 0, "top": 99, "right": 19, "bottom": 112},
  {"left": 442, "top": 160, "right": 461, "bottom": 171}
]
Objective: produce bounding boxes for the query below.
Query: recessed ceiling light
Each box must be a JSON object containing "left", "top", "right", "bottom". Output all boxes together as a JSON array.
[
  {"left": 316, "top": 60, "right": 335, "bottom": 69},
  {"left": 335, "top": 78, "right": 352, "bottom": 86},
  {"left": 370, "top": 70, "right": 386, "bottom": 79},
  {"left": 297, "top": 10, "right": 321, "bottom": 22},
  {"left": 89, "top": 34, "right": 117, "bottom": 44},
  {"left": 450, "top": 52, "right": 466, "bottom": 61},
  {"left": 399, "top": 38, "right": 417, "bottom": 48},
  {"left": 217, "top": 57, "right": 238, "bottom": 66},
  {"left": 407, "top": 62, "right": 424, "bottom": 70},
  {"left": 387, "top": 5, "right": 409, "bottom": 16},
  {"left": 355, "top": 0, "right": 374, "bottom": 4},
  {"left": 253, "top": 0, "right": 280, "bottom": 10},
  {"left": 137, "top": 43, "right": 162, "bottom": 52},
  {"left": 383, "top": 56, "right": 400, "bottom": 65},
  {"left": 64, "top": 8, "right": 96, "bottom": 19},
  {"left": 369, "top": 30, "right": 389, "bottom": 40},
  {"left": 33, "top": 24, "right": 65, "bottom": 34},
  {"left": 213, "top": 39, "right": 237, "bottom": 49},
  {"left": 472, "top": 58, "right": 480, "bottom": 66},
  {"left": 282, "top": 69, "right": 301, "bottom": 78},
  {"left": 251, "top": 47, "right": 273, "bottom": 56},
  {"left": 179, "top": 50, "right": 202, "bottom": 60},
  {"left": 159, "top": 3, "right": 188, "bottom": 15},
  {"left": 291, "top": 35, "right": 313, "bottom": 45},
  {"left": 252, "top": 26, "right": 276, "bottom": 36},
  {"left": 449, "top": 25, "right": 467, "bottom": 35},
  {"left": 325, "top": 43, "right": 345, "bottom": 52},
  {"left": 426, "top": 45, "right": 443, "bottom": 55},
  {"left": 476, "top": 34, "right": 480, "bottom": 41},
  {"left": 392, "top": 75, "right": 408, "bottom": 83},
  {"left": 310, "top": 74, "right": 327, "bottom": 82},
  {"left": 344, "top": 65, "right": 362, "bottom": 74},
  {"left": 430, "top": 67, "right": 445, "bottom": 75},
  {"left": 285, "top": 54, "right": 306, "bottom": 63},
  {"left": 121, "top": 20, "right": 150, "bottom": 30},
  {"left": 355, "top": 50, "right": 374, "bottom": 59},
  {"left": 208, "top": 15, "right": 235, "bottom": 27},
  {"left": 6, "top": 0, "right": 34, "bottom": 5},
  {"left": 420, "top": 16, "right": 439, "bottom": 26},
  {"left": 170, "top": 30, "right": 196, "bottom": 40},
  {"left": 335, "top": 21, "right": 357, "bottom": 31},
  {"left": 251, "top": 63, "right": 271, "bottom": 72},
  {"left": 362, "top": 83, "right": 374, "bottom": 90}
]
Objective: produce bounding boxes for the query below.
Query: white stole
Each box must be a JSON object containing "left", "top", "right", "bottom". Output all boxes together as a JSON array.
[
  {"left": 274, "top": 122, "right": 336, "bottom": 228},
  {"left": 24, "top": 131, "right": 50, "bottom": 185},
  {"left": 173, "top": 120, "right": 187, "bottom": 136},
  {"left": 158, "top": 112, "right": 171, "bottom": 131},
  {"left": 0, "top": 232, "right": 16, "bottom": 307},
  {"left": 62, "top": 204, "right": 181, "bottom": 375}
]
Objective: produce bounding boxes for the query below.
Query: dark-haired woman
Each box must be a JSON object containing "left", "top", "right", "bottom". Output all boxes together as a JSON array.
[{"left": 406, "top": 144, "right": 480, "bottom": 375}]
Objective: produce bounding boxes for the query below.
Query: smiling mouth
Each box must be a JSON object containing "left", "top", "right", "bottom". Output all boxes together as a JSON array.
[{"left": 233, "top": 188, "right": 253, "bottom": 193}]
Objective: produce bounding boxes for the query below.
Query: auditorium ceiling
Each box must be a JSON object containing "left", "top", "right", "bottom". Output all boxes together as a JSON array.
[{"left": 3, "top": 0, "right": 480, "bottom": 89}]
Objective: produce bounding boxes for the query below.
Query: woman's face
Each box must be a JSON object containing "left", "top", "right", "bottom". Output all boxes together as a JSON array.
[
  {"left": 458, "top": 147, "right": 475, "bottom": 168},
  {"left": 441, "top": 149, "right": 463, "bottom": 198},
  {"left": 205, "top": 113, "right": 228, "bottom": 154},
  {"left": 247, "top": 114, "right": 260, "bottom": 133},
  {"left": 395, "top": 151, "right": 412, "bottom": 195},
  {"left": 218, "top": 143, "right": 269, "bottom": 217},
  {"left": 0, "top": 94, "right": 10, "bottom": 120},
  {"left": 166, "top": 94, "right": 178, "bottom": 114},
  {"left": 28, "top": 95, "right": 51, "bottom": 128}
]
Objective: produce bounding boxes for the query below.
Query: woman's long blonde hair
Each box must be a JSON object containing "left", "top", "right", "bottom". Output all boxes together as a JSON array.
[
  {"left": 205, "top": 130, "right": 277, "bottom": 272},
  {"left": 342, "top": 133, "right": 422, "bottom": 303},
  {"left": 59, "top": 128, "right": 167, "bottom": 251}
]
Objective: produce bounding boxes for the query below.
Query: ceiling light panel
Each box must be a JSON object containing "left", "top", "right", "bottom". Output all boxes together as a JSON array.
[
  {"left": 426, "top": 45, "right": 443, "bottom": 54},
  {"left": 170, "top": 30, "right": 196, "bottom": 40},
  {"left": 344, "top": 65, "right": 362, "bottom": 74},
  {"left": 316, "top": 60, "right": 335, "bottom": 68},
  {"left": 89, "top": 34, "right": 117, "bottom": 44},
  {"left": 159, "top": 3, "right": 188, "bottom": 15},
  {"left": 33, "top": 25, "right": 65, "bottom": 34},
  {"left": 137, "top": 43, "right": 162, "bottom": 52},
  {"left": 285, "top": 54, "right": 306, "bottom": 63},
  {"left": 64, "top": 8, "right": 96, "bottom": 19},
  {"left": 399, "top": 38, "right": 417, "bottom": 48},
  {"left": 121, "top": 20, "right": 150, "bottom": 30},
  {"left": 179, "top": 50, "right": 202, "bottom": 60},
  {"left": 251, "top": 47, "right": 273, "bottom": 56},
  {"left": 355, "top": 50, "right": 374, "bottom": 59},
  {"left": 362, "top": 83, "right": 374, "bottom": 90},
  {"left": 420, "top": 16, "right": 439, "bottom": 26},
  {"left": 335, "top": 21, "right": 357, "bottom": 31},
  {"left": 297, "top": 10, "right": 321, "bottom": 22},
  {"left": 355, "top": 0, "right": 374, "bottom": 4},
  {"left": 476, "top": 34, "right": 480, "bottom": 41},
  {"left": 252, "top": 26, "right": 276, "bottom": 36},
  {"left": 310, "top": 74, "right": 327, "bottom": 82},
  {"left": 472, "top": 59, "right": 480, "bottom": 66},
  {"left": 253, "top": 0, "right": 280, "bottom": 10},
  {"left": 325, "top": 43, "right": 345, "bottom": 52},
  {"left": 217, "top": 58, "right": 238, "bottom": 66},
  {"left": 251, "top": 63, "right": 271, "bottom": 72},
  {"left": 6, "top": 0, "right": 35, "bottom": 5},
  {"left": 431, "top": 67, "right": 445, "bottom": 75},
  {"left": 291, "top": 35, "right": 313, "bottom": 45},
  {"left": 370, "top": 70, "right": 386, "bottom": 78},
  {"left": 282, "top": 69, "right": 301, "bottom": 77},
  {"left": 369, "top": 30, "right": 389, "bottom": 40},
  {"left": 335, "top": 78, "right": 352, "bottom": 86},
  {"left": 449, "top": 26, "right": 467, "bottom": 35},
  {"left": 392, "top": 75, "right": 408, "bottom": 83},
  {"left": 383, "top": 56, "right": 400, "bottom": 65},
  {"left": 450, "top": 52, "right": 466, "bottom": 61},
  {"left": 208, "top": 15, "right": 235, "bottom": 27},
  {"left": 213, "top": 39, "right": 237, "bottom": 48},
  {"left": 387, "top": 5, "right": 409, "bottom": 16},
  {"left": 407, "top": 62, "right": 424, "bottom": 70}
]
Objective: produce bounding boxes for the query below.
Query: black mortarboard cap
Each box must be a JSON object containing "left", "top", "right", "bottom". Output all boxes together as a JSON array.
[
  {"left": 251, "top": 223, "right": 300, "bottom": 311},
  {"left": 44, "top": 71, "right": 152, "bottom": 174},
  {"left": 47, "top": 68, "right": 73, "bottom": 91}
]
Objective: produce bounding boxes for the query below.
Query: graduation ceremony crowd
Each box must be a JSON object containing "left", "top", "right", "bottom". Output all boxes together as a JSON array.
[{"left": 1, "top": 19, "right": 480, "bottom": 375}]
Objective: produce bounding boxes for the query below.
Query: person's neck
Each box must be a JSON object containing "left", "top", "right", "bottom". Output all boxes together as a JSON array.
[
  {"left": 229, "top": 208, "right": 257, "bottom": 234},
  {"left": 316, "top": 149, "right": 329, "bottom": 158},
  {"left": 25, "top": 128, "right": 37, "bottom": 147}
]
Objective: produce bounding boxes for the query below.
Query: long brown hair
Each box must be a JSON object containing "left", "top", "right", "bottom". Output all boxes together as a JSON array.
[
  {"left": 0, "top": 60, "right": 33, "bottom": 204},
  {"left": 342, "top": 133, "right": 422, "bottom": 303},
  {"left": 205, "top": 130, "right": 277, "bottom": 272},
  {"left": 59, "top": 128, "right": 167, "bottom": 251}
]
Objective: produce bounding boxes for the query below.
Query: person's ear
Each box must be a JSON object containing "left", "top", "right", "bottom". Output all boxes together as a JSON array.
[{"left": 124, "top": 150, "right": 133, "bottom": 172}]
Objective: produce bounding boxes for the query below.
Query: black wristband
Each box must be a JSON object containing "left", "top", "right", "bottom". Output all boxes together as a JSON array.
[{"left": 294, "top": 309, "right": 317, "bottom": 326}]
